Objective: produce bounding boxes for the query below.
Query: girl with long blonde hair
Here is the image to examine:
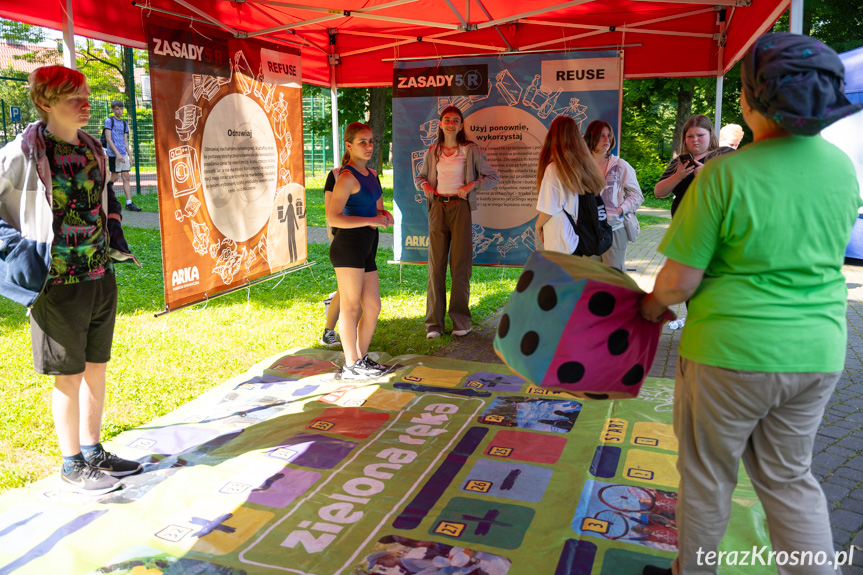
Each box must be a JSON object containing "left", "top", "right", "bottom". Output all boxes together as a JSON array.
[{"left": 535, "top": 116, "right": 605, "bottom": 254}]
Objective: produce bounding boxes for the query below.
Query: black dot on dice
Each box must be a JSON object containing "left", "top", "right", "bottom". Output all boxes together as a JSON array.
[
  {"left": 608, "top": 329, "right": 629, "bottom": 356},
  {"left": 498, "top": 314, "right": 510, "bottom": 338},
  {"left": 521, "top": 331, "right": 539, "bottom": 355},
  {"left": 584, "top": 392, "right": 609, "bottom": 400},
  {"left": 538, "top": 285, "right": 557, "bottom": 311},
  {"left": 623, "top": 364, "right": 645, "bottom": 386},
  {"left": 588, "top": 291, "right": 615, "bottom": 316},
  {"left": 557, "top": 361, "right": 585, "bottom": 383},
  {"left": 516, "top": 270, "right": 534, "bottom": 293}
]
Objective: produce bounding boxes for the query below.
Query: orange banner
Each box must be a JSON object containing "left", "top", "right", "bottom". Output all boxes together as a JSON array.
[{"left": 147, "top": 21, "right": 305, "bottom": 311}]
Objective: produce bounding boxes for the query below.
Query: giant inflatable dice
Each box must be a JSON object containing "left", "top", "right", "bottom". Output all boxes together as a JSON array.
[{"left": 493, "top": 251, "right": 670, "bottom": 399}]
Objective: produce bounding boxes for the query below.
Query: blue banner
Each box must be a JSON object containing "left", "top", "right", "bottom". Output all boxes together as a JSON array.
[{"left": 393, "top": 51, "right": 622, "bottom": 265}]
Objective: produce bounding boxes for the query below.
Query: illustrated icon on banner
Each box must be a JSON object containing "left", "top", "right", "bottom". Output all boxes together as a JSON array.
[
  {"left": 257, "top": 235, "right": 269, "bottom": 264},
  {"left": 495, "top": 69, "right": 523, "bottom": 107},
  {"left": 472, "top": 224, "right": 503, "bottom": 257},
  {"left": 212, "top": 240, "right": 242, "bottom": 284},
  {"left": 254, "top": 64, "right": 275, "bottom": 112},
  {"left": 520, "top": 227, "right": 537, "bottom": 251},
  {"left": 192, "top": 74, "right": 230, "bottom": 102},
  {"left": 233, "top": 50, "right": 255, "bottom": 95},
  {"left": 420, "top": 119, "right": 439, "bottom": 146},
  {"left": 174, "top": 195, "right": 202, "bottom": 223},
  {"left": 523, "top": 74, "right": 563, "bottom": 119},
  {"left": 169, "top": 145, "right": 201, "bottom": 198},
  {"left": 555, "top": 97, "right": 589, "bottom": 127},
  {"left": 411, "top": 150, "right": 426, "bottom": 179},
  {"left": 279, "top": 167, "right": 292, "bottom": 185},
  {"left": 191, "top": 220, "right": 210, "bottom": 255},
  {"left": 175, "top": 105, "right": 203, "bottom": 141},
  {"left": 272, "top": 93, "right": 289, "bottom": 140}
]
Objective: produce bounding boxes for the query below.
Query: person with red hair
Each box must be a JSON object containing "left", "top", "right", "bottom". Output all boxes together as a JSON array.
[{"left": 0, "top": 66, "right": 140, "bottom": 495}]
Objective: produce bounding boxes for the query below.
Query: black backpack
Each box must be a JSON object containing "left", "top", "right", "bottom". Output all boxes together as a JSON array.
[
  {"left": 563, "top": 192, "right": 613, "bottom": 257},
  {"left": 100, "top": 117, "right": 127, "bottom": 148}
]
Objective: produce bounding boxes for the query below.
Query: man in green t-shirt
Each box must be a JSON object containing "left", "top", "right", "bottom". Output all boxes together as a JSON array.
[{"left": 640, "top": 34, "right": 862, "bottom": 575}]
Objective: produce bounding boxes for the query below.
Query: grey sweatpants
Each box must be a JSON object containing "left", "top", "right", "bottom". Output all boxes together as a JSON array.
[{"left": 673, "top": 357, "right": 841, "bottom": 575}]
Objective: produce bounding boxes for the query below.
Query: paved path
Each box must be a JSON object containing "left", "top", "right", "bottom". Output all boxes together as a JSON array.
[
  {"left": 436, "top": 219, "right": 863, "bottom": 565},
  {"left": 125, "top": 208, "right": 863, "bottom": 563}
]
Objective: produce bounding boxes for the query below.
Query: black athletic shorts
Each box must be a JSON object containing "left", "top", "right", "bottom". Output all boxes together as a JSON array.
[
  {"left": 30, "top": 274, "right": 118, "bottom": 375},
  {"left": 329, "top": 226, "right": 379, "bottom": 272}
]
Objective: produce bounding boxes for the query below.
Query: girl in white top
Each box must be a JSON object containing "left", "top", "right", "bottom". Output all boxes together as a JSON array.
[
  {"left": 584, "top": 120, "right": 644, "bottom": 271},
  {"left": 535, "top": 116, "right": 605, "bottom": 254},
  {"left": 415, "top": 105, "right": 499, "bottom": 339}
]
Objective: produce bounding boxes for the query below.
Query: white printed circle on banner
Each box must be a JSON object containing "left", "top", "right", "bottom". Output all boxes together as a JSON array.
[
  {"left": 201, "top": 93, "right": 278, "bottom": 242},
  {"left": 465, "top": 107, "right": 547, "bottom": 230}
]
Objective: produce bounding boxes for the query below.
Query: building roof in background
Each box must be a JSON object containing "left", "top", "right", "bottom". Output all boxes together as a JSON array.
[{"left": 0, "top": 41, "right": 61, "bottom": 76}]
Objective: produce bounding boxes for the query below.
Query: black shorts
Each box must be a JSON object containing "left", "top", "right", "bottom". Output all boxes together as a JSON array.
[
  {"left": 30, "top": 274, "right": 118, "bottom": 375},
  {"left": 108, "top": 156, "right": 129, "bottom": 173},
  {"left": 329, "top": 227, "right": 379, "bottom": 272}
]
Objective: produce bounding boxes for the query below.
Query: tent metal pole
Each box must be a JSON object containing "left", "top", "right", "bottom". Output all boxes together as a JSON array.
[
  {"left": 715, "top": 75, "right": 724, "bottom": 133},
  {"left": 126, "top": 47, "right": 142, "bottom": 196},
  {"left": 330, "top": 60, "right": 340, "bottom": 170},
  {"left": 61, "top": 0, "right": 77, "bottom": 70},
  {"left": 790, "top": 0, "right": 804, "bottom": 34},
  {"left": 714, "top": 8, "right": 727, "bottom": 133}
]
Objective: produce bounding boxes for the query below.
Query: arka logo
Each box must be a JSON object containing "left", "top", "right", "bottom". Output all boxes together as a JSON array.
[
  {"left": 171, "top": 266, "right": 200, "bottom": 287},
  {"left": 405, "top": 236, "right": 429, "bottom": 247}
]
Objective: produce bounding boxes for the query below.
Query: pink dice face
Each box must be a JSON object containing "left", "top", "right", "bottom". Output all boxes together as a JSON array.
[
  {"left": 543, "top": 280, "right": 660, "bottom": 399},
  {"left": 494, "top": 252, "right": 663, "bottom": 399}
]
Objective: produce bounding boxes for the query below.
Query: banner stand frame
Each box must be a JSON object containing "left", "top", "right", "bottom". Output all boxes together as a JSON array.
[{"left": 154, "top": 261, "right": 316, "bottom": 317}]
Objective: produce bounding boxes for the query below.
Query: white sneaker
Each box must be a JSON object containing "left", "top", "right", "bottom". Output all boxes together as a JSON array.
[
  {"left": 338, "top": 360, "right": 382, "bottom": 380},
  {"left": 668, "top": 318, "right": 686, "bottom": 330},
  {"left": 426, "top": 331, "right": 441, "bottom": 339},
  {"left": 452, "top": 328, "right": 472, "bottom": 337}
]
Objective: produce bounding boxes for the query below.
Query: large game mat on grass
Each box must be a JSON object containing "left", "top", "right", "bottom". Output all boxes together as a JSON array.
[{"left": 0, "top": 350, "right": 770, "bottom": 574}]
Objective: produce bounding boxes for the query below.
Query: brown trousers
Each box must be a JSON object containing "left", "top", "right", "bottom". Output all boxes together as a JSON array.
[{"left": 426, "top": 198, "right": 472, "bottom": 333}]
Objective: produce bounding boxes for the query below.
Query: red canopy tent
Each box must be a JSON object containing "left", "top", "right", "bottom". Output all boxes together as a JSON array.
[{"left": 2, "top": 0, "right": 787, "bottom": 87}]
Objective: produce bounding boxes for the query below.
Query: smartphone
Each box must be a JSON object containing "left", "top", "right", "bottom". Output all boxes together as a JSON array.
[{"left": 678, "top": 153, "right": 695, "bottom": 167}]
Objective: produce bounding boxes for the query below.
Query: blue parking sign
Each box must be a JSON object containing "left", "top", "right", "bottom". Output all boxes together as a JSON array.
[{"left": 9, "top": 106, "right": 21, "bottom": 122}]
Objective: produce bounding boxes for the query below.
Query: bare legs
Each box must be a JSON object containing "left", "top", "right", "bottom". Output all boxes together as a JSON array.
[
  {"left": 113, "top": 171, "right": 132, "bottom": 202},
  {"left": 325, "top": 290, "right": 341, "bottom": 331},
  {"left": 334, "top": 268, "right": 381, "bottom": 364},
  {"left": 53, "top": 362, "right": 107, "bottom": 456}
]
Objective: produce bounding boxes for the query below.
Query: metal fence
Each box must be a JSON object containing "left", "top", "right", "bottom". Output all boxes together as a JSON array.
[
  {"left": 0, "top": 93, "right": 156, "bottom": 172},
  {"left": 302, "top": 94, "right": 337, "bottom": 178},
  {"left": 2, "top": 86, "right": 336, "bottom": 184}
]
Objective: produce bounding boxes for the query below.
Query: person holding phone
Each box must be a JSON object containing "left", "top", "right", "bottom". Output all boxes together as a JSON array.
[{"left": 654, "top": 115, "right": 733, "bottom": 217}]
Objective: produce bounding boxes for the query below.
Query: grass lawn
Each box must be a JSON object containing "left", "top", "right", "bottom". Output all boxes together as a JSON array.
[
  {"left": 641, "top": 194, "right": 673, "bottom": 210},
  {"left": 0, "top": 227, "right": 518, "bottom": 493}
]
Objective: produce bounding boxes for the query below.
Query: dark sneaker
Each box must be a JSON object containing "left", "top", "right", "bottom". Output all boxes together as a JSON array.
[
  {"left": 61, "top": 460, "right": 122, "bottom": 495},
  {"left": 125, "top": 202, "right": 142, "bottom": 212},
  {"left": 321, "top": 329, "right": 340, "bottom": 348},
  {"left": 362, "top": 355, "right": 388, "bottom": 373},
  {"left": 338, "top": 360, "right": 384, "bottom": 380},
  {"left": 86, "top": 449, "right": 143, "bottom": 477}
]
